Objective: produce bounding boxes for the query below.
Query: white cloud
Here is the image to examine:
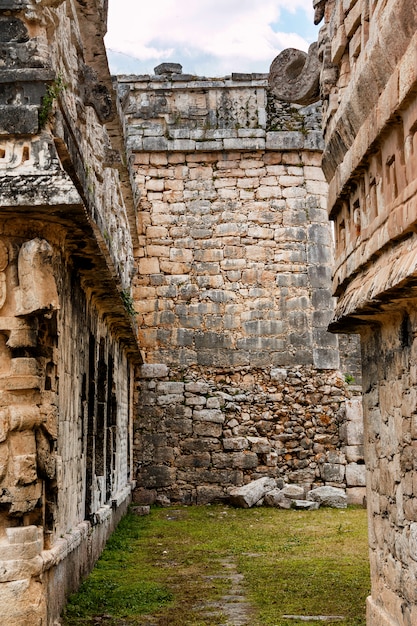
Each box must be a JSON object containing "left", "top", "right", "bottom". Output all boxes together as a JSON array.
[{"left": 105, "top": 0, "right": 317, "bottom": 76}]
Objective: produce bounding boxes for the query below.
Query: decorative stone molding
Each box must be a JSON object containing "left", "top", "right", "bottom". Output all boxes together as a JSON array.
[
  {"left": 0, "top": 237, "right": 58, "bottom": 517},
  {"left": 80, "top": 63, "right": 114, "bottom": 123},
  {"left": 268, "top": 43, "right": 320, "bottom": 106}
]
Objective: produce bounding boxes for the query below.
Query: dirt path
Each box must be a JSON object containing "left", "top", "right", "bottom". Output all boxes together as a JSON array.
[{"left": 198, "top": 557, "right": 255, "bottom": 625}]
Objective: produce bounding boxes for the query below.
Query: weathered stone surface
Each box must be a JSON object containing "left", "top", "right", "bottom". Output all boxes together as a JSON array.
[
  {"left": 291, "top": 499, "right": 319, "bottom": 510},
  {"left": 263, "top": 488, "right": 292, "bottom": 509},
  {"left": 135, "top": 365, "right": 359, "bottom": 504},
  {"left": 318, "top": 0, "right": 417, "bottom": 618},
  {"left": 132, "top": 488, "right": 157, "bottom": 505},
  {"left": 0, "top": 1, "right": 370, "bottom": 621},
  {"left": 140, "top": 363, "right": 169, "bottom": 379},
  {"left": 0, "top": 105, "right": 39, "bottom": 135},
  {"left": 321, "top": 462, "right": 345, "bottom": 483},
  {"left": 15, "top": 239, "right": 59, "bottom": 315},
  {"left": 154, "top": 62, "right": 183, "bottom": 75},
  {"left": 229, "top": 477, "right": 276, "bottom": 508},
  {"left": 281, "top": 484, "right": 305, "bottom": 500},
  {"left": 223, "top": 437, "right": 249, "bottom": 451},
  {"left": 131, "top": 505, "right": 151, "bottom": 516},
  {"left": 345, "top": 445, "right": 364, "bottom": 463},
  {"left": 345, "top": 463, "right": 366, "bottom": 487},
  {"left": 0, "top": 0, "right": 140, "bottom": 623},
  {"left": 80, "top": 63, "right": 114, "bottom": 123},
  {"left": 346, "top": 487, "right": 366, "bottom": 506},
  {"left": 268, "top": 43, "right": 320, "bottom": 105},
  {"left": 307, "top": 486, "right": 347, "bottom": 508}
]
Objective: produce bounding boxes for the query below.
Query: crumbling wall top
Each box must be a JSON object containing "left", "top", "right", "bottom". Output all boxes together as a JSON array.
[{"left": 117, "top": 68, "right": 323, "bottom": 157}]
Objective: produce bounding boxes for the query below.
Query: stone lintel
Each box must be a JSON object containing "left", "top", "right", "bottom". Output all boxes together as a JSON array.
[
  {"left": 122, "top": 76, "right": 269, "bottom": 90},
  {"left": 127, "top": 132, "right": 326, "bottom": 153}
]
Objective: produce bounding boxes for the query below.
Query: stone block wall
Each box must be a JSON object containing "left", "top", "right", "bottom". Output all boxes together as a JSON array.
[
  {"left": 132, "top": 146, "right": 334, "bottom": 369},
  {"left": 316, "top": 0, "right": 417, "bottom": 623},
  {"left": 360, "top": 313, "right": 417, "bottom": 626},
  {"left": 0, "top": 1, "right": 141, "bottom": 624},
  {"left": 0, "top": 231, "right": 136, "bottom": 624},
  {"left": 135, "top": 363, "right": 364, "bottom": 505},
  {"left": 118, "top": 69, "right": 364, "bottom": 506}
]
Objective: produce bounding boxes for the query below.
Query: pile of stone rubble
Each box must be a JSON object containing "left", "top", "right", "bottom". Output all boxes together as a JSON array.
[{"left": 229, "top": 477, "right": 348, "bottom": 509}]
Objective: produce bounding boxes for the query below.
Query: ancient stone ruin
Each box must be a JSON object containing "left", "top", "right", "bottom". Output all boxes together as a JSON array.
[
  {"left": 316, "top": 0, "right": 417, "bottom": 623},
  {"left": 0, "top": 1, "right": 141, "bottom": 624},
  {"left": 0, "top": 0, "right": 416, "bottom": 624},
  {"left": 118, "top": 66, "right": 364, "bottom": 507}
]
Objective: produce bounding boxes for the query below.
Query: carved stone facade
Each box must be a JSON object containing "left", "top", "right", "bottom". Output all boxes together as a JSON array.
[
  {"left": 0, "top": 0, "right": 377, "bottom": 624},
  {"left": 317, "top": 0, "right": 417, "bottom": 623},
  {"left": 117, "top": 69, "right": 364, "bottom": 506},
  {"left": 0, "top": 1, "right": 140, "bottom": 624}
]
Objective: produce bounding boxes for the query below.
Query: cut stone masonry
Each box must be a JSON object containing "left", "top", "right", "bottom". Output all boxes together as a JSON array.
[
  {"left": 316, "top": 0, "right": 417, "bottom": 623},
  {"left": 2, "top": 0, "right": 417, "bottom": 624},
  {"left": 0, "top": 1, "right": 141, "bottom": 624},
  {"left": 118, "top": 66, "right": 364, "bottom": 507}
]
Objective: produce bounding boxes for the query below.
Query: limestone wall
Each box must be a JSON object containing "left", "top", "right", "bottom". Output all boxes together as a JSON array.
[
  {"left": 132, "top": 146, "right": 333, "bottom": 369},
  {"left": 135, "top": 363, "right": 364, "bottom": 505},
  {"left": 316, "top": 0, "right": 417, "bottom": 623},
  {"left": 0, "top": 1, "right": 141, "bottom": 624},
  {"left": 119, "top": 69, "right": 364, "bottom": 505},
  {"left": 360, "top": 314, "right": 417, "bottom": 626}
]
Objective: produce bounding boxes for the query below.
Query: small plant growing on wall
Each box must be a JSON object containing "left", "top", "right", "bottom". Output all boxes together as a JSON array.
[
  {"left": 121, "top": 289, "right": 136, "bottom": 317},
  {"left": 39, "top": 75, "right": 66, "bottom": 128}
]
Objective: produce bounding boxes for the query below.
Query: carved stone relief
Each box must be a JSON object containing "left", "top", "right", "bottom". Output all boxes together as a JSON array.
[
  {"left": 0, "top": 237, "right": 58, "bottom": 520},
  {"left": 80, "top": 63, "right": 114, "bottom": 124}
]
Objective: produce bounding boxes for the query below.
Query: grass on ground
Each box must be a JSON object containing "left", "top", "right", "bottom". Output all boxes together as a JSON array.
[{"left": 62, "top": 505, "right": 370, "bottom": 626}]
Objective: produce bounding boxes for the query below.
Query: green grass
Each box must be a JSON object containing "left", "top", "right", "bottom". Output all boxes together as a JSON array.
[{"left": 62, "top": 505, "right": 370, "bottom": 626}]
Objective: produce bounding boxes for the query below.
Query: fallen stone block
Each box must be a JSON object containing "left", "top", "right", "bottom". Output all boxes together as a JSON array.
[
  {"left": 307, "top": 486, "right": 347, "bottom": 508},
  {"left": 264, "top": 488, "right": 292, "bottom": 509},
  {"left": 291, "top": 499, "right": 319, "bottom": 510},
  {"left": 229, "top": 477, "right": 276, "bottom": 508},
  {"left": 282, "top": 483, "right": 305, "bottom": 500},
  {"left": 155, "top": 495, "right": 171, "bottom": 507}
]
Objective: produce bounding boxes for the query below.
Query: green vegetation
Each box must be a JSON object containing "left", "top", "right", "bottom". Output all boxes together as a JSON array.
[
  {"left": 344, "top": 374, "right": 356, "bottom": 385},
  {"left": 39, "top": 75, "right": 66, "bottom": 128},
  {"left": 62, "top": 505, "right": 370, "bottom": 626},
  {"left": 120, "top": 289, "right": 136, "bottom": 317}
]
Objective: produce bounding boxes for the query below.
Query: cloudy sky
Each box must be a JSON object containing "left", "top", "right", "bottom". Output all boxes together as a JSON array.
[{"left": 105, "top": 0, "right": 318, "bottom": 77}]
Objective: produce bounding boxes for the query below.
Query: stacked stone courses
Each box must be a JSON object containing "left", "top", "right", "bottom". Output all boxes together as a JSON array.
[
  {"left": 135, "top": 364, "right": 364, "bottom": 506},
  {"left": 133, "top": 148, "right": 331, "bottom": 368},
  {"left": 119, "top": 68, "right": 364, "bottom": 506},
  {"left": 316, "top": 0, "right": 417, "bottom": 623},
  {"left": 119, "top": 71, "right": 334, "bottom": 369},
  {"left": 0, "top": 1, "right": 141, "bottom": 623}
]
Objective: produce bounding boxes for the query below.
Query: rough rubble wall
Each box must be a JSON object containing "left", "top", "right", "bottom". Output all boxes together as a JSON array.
[
  {"left": 0, "top": 1, "right": 140, "bottom": 624},
  {"left": 135, "top": 364, "right": 364, "bottom": 506},
  {"left": 317, "top": 0, "right": 417, "bottom": 623},
  {"left": 119, "top": 71, "right": 364, "bottom": 505}
]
